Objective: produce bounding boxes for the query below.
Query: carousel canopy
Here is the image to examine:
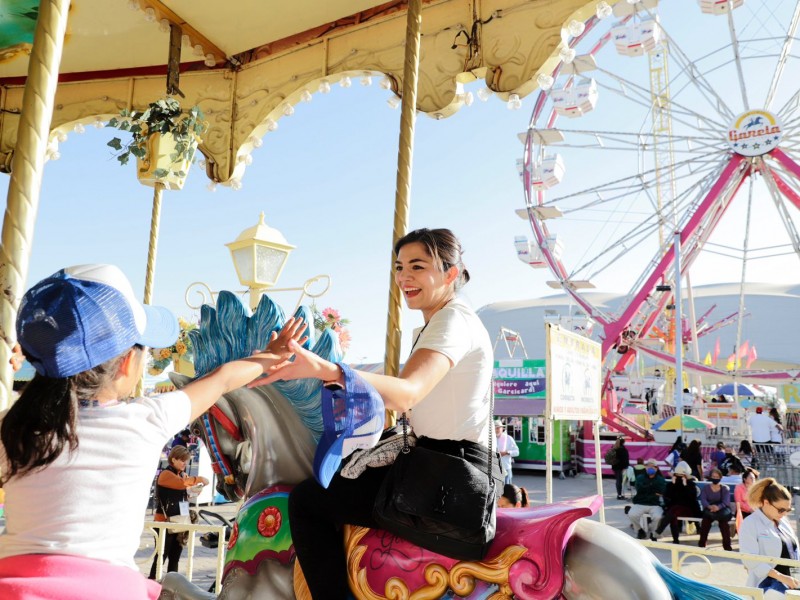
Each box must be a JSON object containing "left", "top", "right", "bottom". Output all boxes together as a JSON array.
[{"left": 0, "top": 0, "right": 596, "bottom": 183}]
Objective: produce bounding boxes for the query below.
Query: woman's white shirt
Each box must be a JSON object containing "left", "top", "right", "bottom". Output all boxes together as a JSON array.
[
  {"left": 0, "top": 391, "right": 190, "bottom": 570},
  {"left": 408, "top": 297, "right": 493, "bottom": 445},
  {"left": 739, "top": 508, "right": 799, "bottom": 587}
]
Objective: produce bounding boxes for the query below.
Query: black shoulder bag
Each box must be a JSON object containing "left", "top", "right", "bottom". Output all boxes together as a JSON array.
[{"left": 373, "top": 384, "right": 502, "bottom": 560}]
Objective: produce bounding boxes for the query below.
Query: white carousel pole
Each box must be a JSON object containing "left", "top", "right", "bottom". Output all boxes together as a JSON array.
[
  {"left": 674, "top": 232, "right": 684, "bottom": 441},
  {"left": 0, "top": 0, "right": 71, "bottom": 409}
]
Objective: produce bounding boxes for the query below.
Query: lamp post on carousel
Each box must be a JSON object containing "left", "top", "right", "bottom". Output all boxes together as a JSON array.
[{"left": 185, "top": 213, "right": 331, "bottom": 312}]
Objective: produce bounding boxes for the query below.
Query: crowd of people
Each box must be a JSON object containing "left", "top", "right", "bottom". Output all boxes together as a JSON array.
[{"left": 614, "top": 432, "right": 800, "bottom": 594}]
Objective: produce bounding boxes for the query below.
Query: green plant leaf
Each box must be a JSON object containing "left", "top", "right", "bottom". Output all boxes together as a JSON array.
[
  {"left": 107, "top": 137, "right": 123, "bottom": 150},
  {"left": 119, "top": 152, "right": 130, "bottom": 166},
  {"left": 130, "top": 145, "right": 146, "bottom": 159},
  {"left": 107, "top": 117, "right": 119, "bottom": 128},
  {"left": 153, "top": 168, "right": 169, "bottom": 179}
]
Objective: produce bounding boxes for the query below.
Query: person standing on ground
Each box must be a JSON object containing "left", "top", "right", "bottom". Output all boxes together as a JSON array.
[
  {"left": 769, "top": 408, "right": 785, "bottom": 444},
  {"left": 681, "top": 439, "right": 704, "bottom": 481},
  {"left": 149, "top": 445, "right": 208, "bottom": 580},
  {"left": 611, "top": 436, "right": 630, "bottom": 500},
  {"left": 739, "top": 478, "right": 800, "bottom": 594},
  {"left": 750, "top": 407, "right": 779, "bottom": 451},
  {"left": 495, "top": 419, "right": 520, "bottom": 484},
  {"left": 628, "top": 458, "right": 666, "bottom": 541},
  {"left": 667, "top": 436, "right": 686, "bottom": 472}
]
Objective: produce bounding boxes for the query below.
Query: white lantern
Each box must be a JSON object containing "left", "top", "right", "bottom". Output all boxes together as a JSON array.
[{"left": 226, "top": 213, "right": 296, "bottom": 308}]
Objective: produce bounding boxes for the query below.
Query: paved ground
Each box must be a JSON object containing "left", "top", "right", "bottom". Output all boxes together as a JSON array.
[{"left": 136, "top": 468, "right": 756, "bottom": 593}]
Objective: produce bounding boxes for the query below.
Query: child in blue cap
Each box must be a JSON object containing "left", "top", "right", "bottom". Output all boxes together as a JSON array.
[{"left": 0, "top": 264, "right": 305, "bottom": 599}]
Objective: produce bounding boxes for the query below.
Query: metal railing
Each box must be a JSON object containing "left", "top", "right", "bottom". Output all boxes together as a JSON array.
[
  {"left": 141, "top": 521, "right": 227, "bottom": 593},
  {"left": 641, "top": 539, "right": 800, "bottom": 599}
]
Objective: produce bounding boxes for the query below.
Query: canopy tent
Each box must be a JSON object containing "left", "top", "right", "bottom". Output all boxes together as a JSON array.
[{"left": 0, "top": 0, "right": 594, "bottom": 184}]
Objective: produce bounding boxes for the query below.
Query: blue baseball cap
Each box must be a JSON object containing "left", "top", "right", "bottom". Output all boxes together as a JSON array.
[
  {"left": 17, "top": 264, "right": 179, "bottom": 378},
  {"left": 314, "top": 363, "right": 385, "bottom": 488}
]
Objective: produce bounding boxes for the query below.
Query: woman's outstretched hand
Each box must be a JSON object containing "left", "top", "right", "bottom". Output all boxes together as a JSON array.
[
  {"left": 247, "top": 317, "right": 308, "bottom": 372},
  {"left": 247, "top": 338, "right": 338, "bottom": 388}
]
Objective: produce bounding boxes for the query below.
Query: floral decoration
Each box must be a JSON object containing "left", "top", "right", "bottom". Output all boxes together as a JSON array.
[
  {"left": 147, "top": 317, "right": 197, "bottom": 376},
  {"left": 312, "top": 305, "right": 351, "bottom": 352},
  {"left": 227, "top": 521, "right": 239, "bottom": 550},
  {"left": 257, "top": 506, "right": 282, "bottom": 538}
]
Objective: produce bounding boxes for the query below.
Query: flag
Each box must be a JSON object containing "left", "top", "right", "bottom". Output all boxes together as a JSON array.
[
  {"left": 725, "top": 353, "right": 736, "bottom": 371},
  {"left": 703, "top": 352, "right": 712, "bottom": 366},
  {"left": 737, "top": 340, "right": 750, "bottom": 359},
  {"left": 712, "top": 338, "right": 720, "bottom": 365},
  {"left": 746, "top": 345, "right": 758, "bottom": 369}
]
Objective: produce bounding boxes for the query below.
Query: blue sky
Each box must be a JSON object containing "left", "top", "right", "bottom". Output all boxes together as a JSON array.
[{"left": 3, "top": 0, "right": 797, "bottom": 368}]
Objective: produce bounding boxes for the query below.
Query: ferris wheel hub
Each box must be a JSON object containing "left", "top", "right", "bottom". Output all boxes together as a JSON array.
[{"left": 727, "top": 109, "right": 784, "bottom": 157}]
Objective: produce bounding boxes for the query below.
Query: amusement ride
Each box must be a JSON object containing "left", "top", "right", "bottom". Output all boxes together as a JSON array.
[{"left": 517, "top": 0, "right": 800, "bottom": 442}]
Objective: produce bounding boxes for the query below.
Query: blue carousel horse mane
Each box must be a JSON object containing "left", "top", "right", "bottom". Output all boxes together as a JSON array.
[
  {"left": 188, "top": 290, "right": 342, "bottom": 441},
  {"left": 653, "top": 560, "right": 739, "bottom": 600}
]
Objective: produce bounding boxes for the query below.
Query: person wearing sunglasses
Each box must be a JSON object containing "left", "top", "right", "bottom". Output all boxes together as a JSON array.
[{"left": 739, "top": 477, "right": 799, "bottom": 594}]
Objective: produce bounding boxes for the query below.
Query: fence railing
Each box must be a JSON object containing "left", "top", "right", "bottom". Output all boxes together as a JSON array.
[
  {"left": 141, "top": 521, "right": 227, "bottom": 593},
  {"left": 641, "top": 539, "right": 800, "bottom": 599}
]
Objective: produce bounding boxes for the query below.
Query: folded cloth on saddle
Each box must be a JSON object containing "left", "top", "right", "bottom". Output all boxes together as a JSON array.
[
  {"left": 340, "top": 423, "right": 417, "bottom": 479},
  {"left": 314, "top": 363, "right": 385, "bottom": 488},
  {"left": 0, "top": 554, "right": 161, "bottom": 600}
]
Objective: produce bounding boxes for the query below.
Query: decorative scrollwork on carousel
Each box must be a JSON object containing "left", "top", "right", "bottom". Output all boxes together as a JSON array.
[{"left": 343, "top": 525, "right": 526, "bottom": 600}]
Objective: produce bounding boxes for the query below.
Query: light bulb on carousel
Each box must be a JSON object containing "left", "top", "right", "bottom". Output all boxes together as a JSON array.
[
  {"left": 559, "top": 46, "right": 577, "bottom": 64},
  {"left": 283, "top": 104, "right": 295, "bottom": 117},
  {"left": 462, "top": 91, "right": 474, "bottom": 107},
  {"left": 537, "top": 73, "right": 555, "bottom": 90},
  {"left": 387, "top": 95, "right": 401, "bottom": 109},
  {"left": 74, "top": 123, "right": 86, "bottom": 134},
  {"left": 340, "top": 76, "right": 352, "bottom": 88},
  {"left": 567, "top": 19, "right": 586, "bottom": 37},
  {"left": 250, "top": 136, "right": 263, "bottom": 148},
  {"left": 230, "top": 178, "right": 243, "bottom": 191},
  {"left": 300, "top": 90, "right": 313, "bottom": 103},
  {"left": 379, "top": 75, "right": 392, "bottom": 90},
  {"left": 93, "top": 117, "right": 105, "bottom": 129},
  {"left": 204, "top": 54, "right": 216, "bottom": 67},
  {"left": 506, "top": 93, "right": 522, "bottom": 110},
  {"left": 319, "top": 80, "right": 331, "bottom": 94},
  {"left": 159, "top": 18, "right": 170, "bottom": 33},
  {"left": 56, "top": 131, "right": 68, "bottom": 143},
  {"left": 476, "top": 87, "right": 493, "bottom": 102},
  {"left": 360, "top": 74, "right": 373, "bottom": 86},
  {"left": 596, "top": 1, "right": 613, "bottom": 19},
  {"left": 266, "top": 119, "right": 278, "bottom": 132},
  {"left": 207, "top": 181, "right": 218, "bottom": 192}
]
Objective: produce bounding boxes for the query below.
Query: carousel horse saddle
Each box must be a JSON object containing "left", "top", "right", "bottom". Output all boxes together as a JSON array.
[{"left": 341, "top": 495, "right": 602, "bottom": 600}]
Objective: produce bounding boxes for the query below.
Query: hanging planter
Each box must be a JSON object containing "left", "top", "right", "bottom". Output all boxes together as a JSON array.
[
  {"left": 136, "top": 131, "right": 198, "bottom": 190},
  {"left": 107, "top": 97, "right": 206, "bottom": 190}
]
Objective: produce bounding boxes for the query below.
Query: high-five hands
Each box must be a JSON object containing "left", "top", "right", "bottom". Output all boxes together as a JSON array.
[{"left": 247, "top": 338, "right": 337, "bottom": 388}]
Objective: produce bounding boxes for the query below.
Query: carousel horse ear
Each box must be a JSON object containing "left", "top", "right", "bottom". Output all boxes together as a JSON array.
[{"left": 235, "top": 441, "right": 252, "bottom": 474}]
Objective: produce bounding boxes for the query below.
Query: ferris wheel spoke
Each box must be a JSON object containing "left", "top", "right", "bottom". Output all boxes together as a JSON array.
[
  {"left": 764, "top": 1, "right": 800, "bottom": 110},
  {"left": 593, "top": 66, "right": 728, "bottom": 132},
  {"left": 760, "top": 165, "right": 800, "bottom": 260},
  {"left": 777, "top": 88, "right": 800, "bottom": 122},
  {"left": 639, "top": 5, "right": 737, "bottom": 121},
  {"left": 725, "top": 6, "right": 750, "bottom": 110},
  {"left": 542, "top": 151, "right": 725, "bottom": 210}
]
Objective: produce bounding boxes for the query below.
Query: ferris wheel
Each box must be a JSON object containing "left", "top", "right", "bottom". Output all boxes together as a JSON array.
[{"left": 517, "top": 0, "right": 800, "bottom": 418}]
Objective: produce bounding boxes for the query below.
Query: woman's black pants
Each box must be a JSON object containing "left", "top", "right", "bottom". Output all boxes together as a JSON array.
[
  {"left": 148, "top": 530, "right": 183, "bottom": 579},
  {"left": 289, "top": 466, "right": 390, "bottom": 600}
]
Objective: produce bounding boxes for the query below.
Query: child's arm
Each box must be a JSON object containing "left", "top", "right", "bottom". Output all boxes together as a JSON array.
[{"left": 182, "top": 317, "right": 306, "bottom": 421}]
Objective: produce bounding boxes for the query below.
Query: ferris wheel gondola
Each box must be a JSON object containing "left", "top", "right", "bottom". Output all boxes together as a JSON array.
[{"left": 517, "top": 0, "right": 800, "bottom": 436}]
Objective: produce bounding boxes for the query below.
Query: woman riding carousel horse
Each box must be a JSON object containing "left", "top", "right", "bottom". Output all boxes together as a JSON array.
[{"left": 253, "top": 227, "right": 494, "bottom": 600}]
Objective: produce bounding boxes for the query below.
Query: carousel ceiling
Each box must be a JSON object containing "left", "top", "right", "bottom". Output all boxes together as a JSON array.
[{"left": 0, "top": 0, "right": 598, "bottom": 183}]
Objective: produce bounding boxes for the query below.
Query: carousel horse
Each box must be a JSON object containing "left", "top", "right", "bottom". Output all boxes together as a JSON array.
[{"left": 159, "top": 292, "right": 737, "bottom": 600}]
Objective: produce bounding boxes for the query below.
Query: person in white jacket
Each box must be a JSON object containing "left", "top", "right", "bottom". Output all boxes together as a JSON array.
[
  {"left": 739, "top": 477, "right": 800, "bottom": 595},
  {"left": 495, "top": 419, "right": 520, "bottom": 484}
]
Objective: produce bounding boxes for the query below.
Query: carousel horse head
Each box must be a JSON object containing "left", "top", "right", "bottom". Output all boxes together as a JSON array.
[
  {"left": 172, "top": 291, "right": 339, "bottom": 502},
  {"left": 163, "top": 292, "right": 740, "bottom": 600}
]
